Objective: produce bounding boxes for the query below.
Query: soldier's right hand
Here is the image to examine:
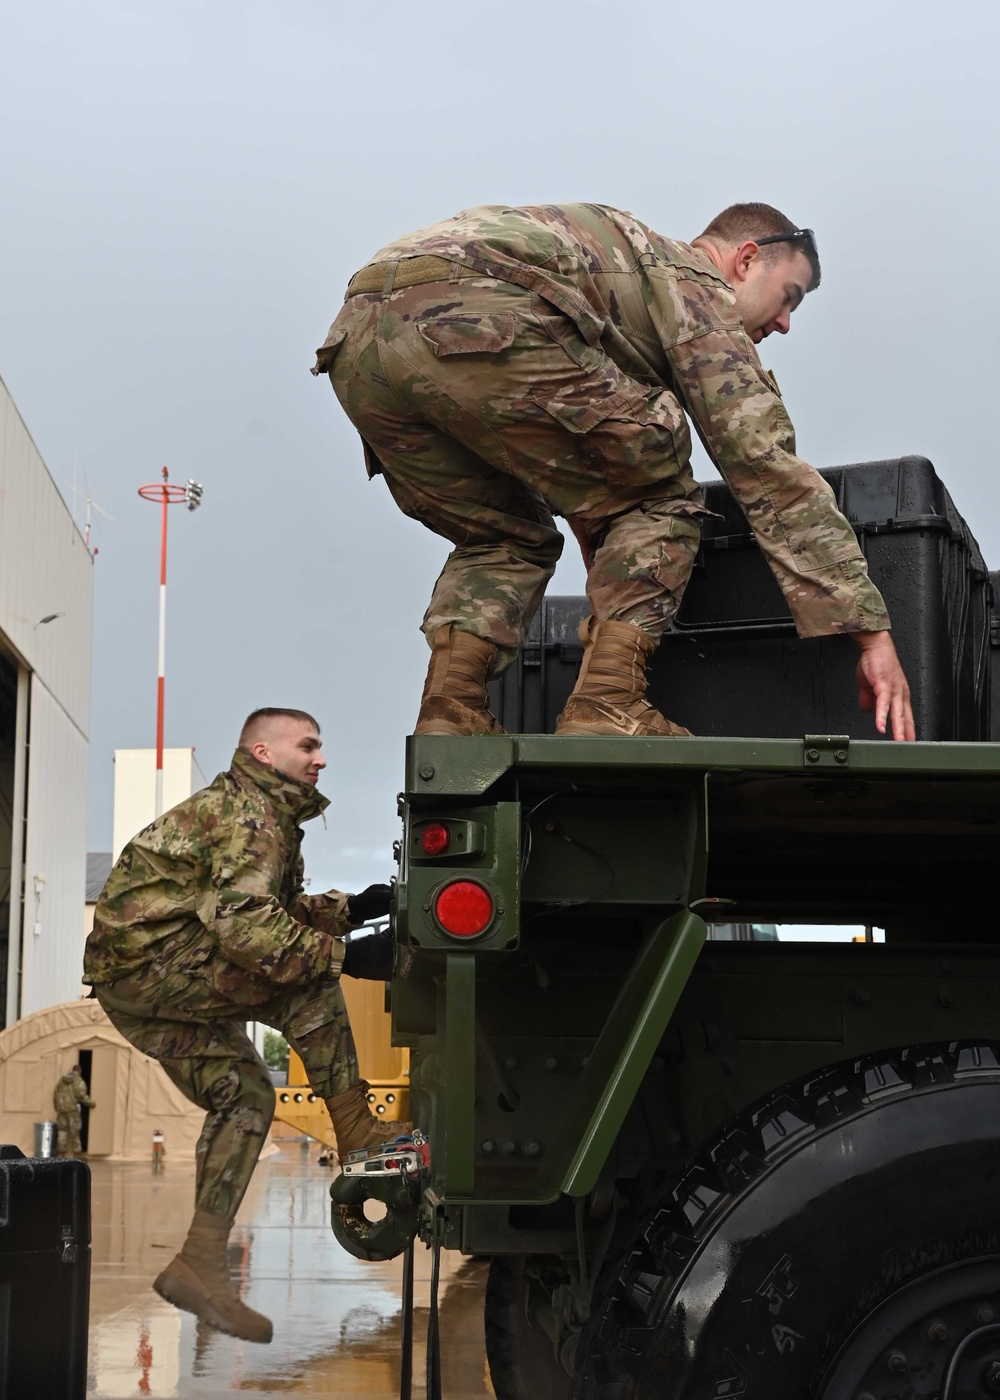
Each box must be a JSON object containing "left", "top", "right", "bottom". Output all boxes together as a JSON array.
[{"left": 853, "top": 631, "right": 915, "bottom": 741}]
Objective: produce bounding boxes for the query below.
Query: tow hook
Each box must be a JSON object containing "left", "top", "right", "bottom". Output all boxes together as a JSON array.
[{"left": 329, "top": 1132, "right": 429, "bottom": 1262}]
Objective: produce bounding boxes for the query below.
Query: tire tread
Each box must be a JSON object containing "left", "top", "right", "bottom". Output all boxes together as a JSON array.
[{"left": 575, "top": 1040, "right": 998, "bottom": 1398}]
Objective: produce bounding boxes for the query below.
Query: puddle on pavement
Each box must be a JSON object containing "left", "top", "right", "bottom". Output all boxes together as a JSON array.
[{"left": 87, "top": 1146, "right": 495, "bottom": 1398}]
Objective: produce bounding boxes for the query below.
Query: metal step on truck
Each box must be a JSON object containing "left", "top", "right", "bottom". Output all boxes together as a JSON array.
[{"left": 332, "top": 456, "right": 1000, "bottom": 1400}]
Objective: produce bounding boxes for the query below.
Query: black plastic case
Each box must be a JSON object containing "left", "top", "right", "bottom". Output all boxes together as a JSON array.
[
  {"left": 0, "top": 1146, "right": 90, "bottom": 1400},
  {"left": 490, "top": 457, "right": 994, "bottom": 741}
]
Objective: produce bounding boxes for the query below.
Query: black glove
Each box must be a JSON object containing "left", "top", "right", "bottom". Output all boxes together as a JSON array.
[
  {"left": 347, "top": 883, "right": 393, "bottom": 923},
  {"left": 342, "top": 929, "right": 395, "bottom": 981}
]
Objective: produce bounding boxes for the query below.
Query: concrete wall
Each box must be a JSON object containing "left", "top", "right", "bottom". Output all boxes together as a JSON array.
[
  {"left": 112, "top": 747, "right": 207, "bottom": 858},
  {"left": 0, "top": 374, "right": 93, "bottom": 1022}
]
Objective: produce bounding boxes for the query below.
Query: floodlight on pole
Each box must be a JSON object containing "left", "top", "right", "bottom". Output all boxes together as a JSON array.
[{"left": 138, "top": 466, "right": 204, "bottom": 817}]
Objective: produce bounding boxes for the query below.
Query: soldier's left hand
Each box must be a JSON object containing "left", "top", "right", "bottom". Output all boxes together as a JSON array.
[
  {"left": 347, "top": 883, "right": 393, "bottom": 923},
  {"left": 853, "top": 630, "right": 916, "bottom": 741}
]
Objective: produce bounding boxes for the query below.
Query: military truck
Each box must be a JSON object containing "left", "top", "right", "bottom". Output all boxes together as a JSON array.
[{"left": 333, "top": 457, "right": 1000, "bottom": 1400}]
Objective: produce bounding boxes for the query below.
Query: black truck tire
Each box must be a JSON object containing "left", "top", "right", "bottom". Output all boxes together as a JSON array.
[
  {"left": 573, "top": 1042, "right": 1000, "bottom": 1400},
  {"left": 486, "top": 1255, "right": 575, "bottom": 1400}
]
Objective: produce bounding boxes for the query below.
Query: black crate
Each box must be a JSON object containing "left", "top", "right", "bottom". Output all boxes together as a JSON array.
[
  {"left": 991, "top": 571, "right": 1000, "bottom": 743},
  {"left": 0, "top": 1146, "right": 90, "bottom": 1400},
  {"left": 490, "top": 457, "right": 994, "bottom": 741}
]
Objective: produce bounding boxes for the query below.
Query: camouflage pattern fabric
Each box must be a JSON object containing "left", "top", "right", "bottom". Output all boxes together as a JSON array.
[
  {"left": 85, "top": 747, "right": 355, "bottom": 987},
  {"left": 314, "top": 203, "right": 889, "bottom": 662},
  {"left": 53, "top": 1070, "right": 93, "bottom": 1157},
  {"left": 97, "top": 967, "right": 357, "bottom": 1217},
  {"left": 84, "top": 747, "right": 362, "bottom": 1216},
  {"left": 56, "top": 1115, "right": 84, "bottom": 1157}
]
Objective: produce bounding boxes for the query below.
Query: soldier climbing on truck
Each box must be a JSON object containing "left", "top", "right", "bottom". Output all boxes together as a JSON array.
[
  {"left": 314, "top": 200, "right": 914, "bottom": 743},
  {"left": 84, "top": 706, "right": 407, "bottom": 1343}
]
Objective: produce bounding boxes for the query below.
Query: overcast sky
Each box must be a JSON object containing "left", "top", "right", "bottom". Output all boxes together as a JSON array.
[{"left": 2, "top": 0, "right": 998, "bottom": 894}]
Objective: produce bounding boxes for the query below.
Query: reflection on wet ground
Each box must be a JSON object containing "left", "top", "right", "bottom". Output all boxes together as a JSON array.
[{"left": 88, "top": 1146, "right": 494, "bottom": 1397}]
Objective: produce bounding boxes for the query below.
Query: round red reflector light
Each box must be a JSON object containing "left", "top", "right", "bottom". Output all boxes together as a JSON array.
[
  {"left": 421, "top": 822, "right": 450, "bottom": 856},
  {"left": 435, "top": 881, "right": 493, "bottom": 938}
]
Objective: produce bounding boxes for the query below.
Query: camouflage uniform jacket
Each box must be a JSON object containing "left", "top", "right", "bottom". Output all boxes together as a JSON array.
[
  {"left": 84, "top": 748, "right": 354, "bottom": 988},
  {"left": 338, "top": 203, "right": 889, "bottom": 638},
  {"left": 53, "top": 1070, "right": 93, "bottom": 1115}
]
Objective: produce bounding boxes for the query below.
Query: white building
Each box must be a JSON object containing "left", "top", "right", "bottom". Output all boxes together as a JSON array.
[
  {"left": 0, "top": 374, "right": 93, "bottom": 1026},
  {"left": 111, "top": 746, "right": 206, "bottom": 860},
  {"left": 83, "top": 749, "right": 207, "bottom": 947}
]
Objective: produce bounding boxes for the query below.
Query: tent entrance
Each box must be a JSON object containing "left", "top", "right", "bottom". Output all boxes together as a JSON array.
[{"left": 79, "top": 1045, "right": 118, "bottom": 1155}]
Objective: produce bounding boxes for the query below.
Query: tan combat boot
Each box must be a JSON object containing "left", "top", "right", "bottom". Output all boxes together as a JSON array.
[
  {"left": 326, "top": 1079, "right": 412, "bottom": 1157},
  {"left": 153, "top": 1208, "right": 273, "bottom": 1343},
  {"left": 555, "top": 617, "right": 693, "bottom": 737},
  {"left": 414, "top": 625, "right": 506, "bottom": 736}
]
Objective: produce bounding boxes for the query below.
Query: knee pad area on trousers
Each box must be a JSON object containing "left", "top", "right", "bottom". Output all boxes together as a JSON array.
[{"left": 205, "top": 1062, "right": 276, "bottom": 1132}]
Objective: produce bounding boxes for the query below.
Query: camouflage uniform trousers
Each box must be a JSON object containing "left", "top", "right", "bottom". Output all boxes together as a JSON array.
[
  {"left": 320, "top": 278, "right": 710, "bottom": 670},
  {"left": 56, "top": 1112, "right": 84, "bottom": 1157},
  {"left": 96, "top": 955, "right": 358, "bottom": 1218}
]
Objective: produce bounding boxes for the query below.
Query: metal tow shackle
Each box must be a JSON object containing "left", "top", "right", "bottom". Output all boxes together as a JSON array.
[{"left": 329, "top": 1170, "right": 419, "bottom": 1261}]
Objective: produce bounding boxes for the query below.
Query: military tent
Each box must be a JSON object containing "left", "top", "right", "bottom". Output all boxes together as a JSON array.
[{"left": 0, "top": 999, "right": 203, "bottom": 1158}]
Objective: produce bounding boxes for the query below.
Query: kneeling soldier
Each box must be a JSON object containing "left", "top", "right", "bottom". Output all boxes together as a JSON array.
[{"left": 84, "top": 707, "right": 405, "bottom": 1343}]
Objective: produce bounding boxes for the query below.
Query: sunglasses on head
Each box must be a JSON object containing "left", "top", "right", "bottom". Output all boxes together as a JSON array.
[{"left": 754, "top": 228, "right": 818, "bottom": 259}]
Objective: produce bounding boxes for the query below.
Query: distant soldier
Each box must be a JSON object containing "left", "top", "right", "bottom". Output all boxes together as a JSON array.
[
  {"left": 53, "top": 1065, "right": 94, "bottom": 1157},
  {"left": 84, "top": 707, "right": 407, "bottom": 1344},
  {"left": 315, "top": 202, "right": 914, "bottom": 742}
]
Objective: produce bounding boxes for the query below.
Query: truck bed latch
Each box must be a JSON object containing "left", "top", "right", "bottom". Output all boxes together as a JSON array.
[{"left": 803, "top": 735, "right": 850, "bottom": 768}]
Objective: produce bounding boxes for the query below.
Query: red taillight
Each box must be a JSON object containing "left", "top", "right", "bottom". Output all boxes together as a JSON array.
[
  {"left": 435, "top": 881, "right": 493, "bottom": 938},
  {"left": 421, "top": 822, "right": 450, "bottom": 856}
]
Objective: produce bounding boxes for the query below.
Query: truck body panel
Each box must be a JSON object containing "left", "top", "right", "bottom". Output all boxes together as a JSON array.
[{"left": 394, "top": 731, "right": 1000, "bottom": 1252}]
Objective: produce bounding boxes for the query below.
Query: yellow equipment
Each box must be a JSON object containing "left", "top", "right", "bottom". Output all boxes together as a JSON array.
[{"left": 272, "top": 977, "right": 409, "bottom": 1151}]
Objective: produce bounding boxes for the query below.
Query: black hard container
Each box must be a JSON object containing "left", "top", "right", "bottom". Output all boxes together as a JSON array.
[
  {"left": 491, "top": 457, "right": 994, "bottom": 741},
  {"left": 0, "top": 1146, "right": 90, "bottom": 1400},
  {"left": 991, "top": 570, "right": 1000, "bottom": 743}
]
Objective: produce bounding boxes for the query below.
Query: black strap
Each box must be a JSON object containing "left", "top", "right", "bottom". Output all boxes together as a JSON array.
[
  {"left": 425, "top": 1232, "right": 443, "bottom": 1400},
  {"left": 399, "top": 1241, "right": 414, "bottom": 1400}
]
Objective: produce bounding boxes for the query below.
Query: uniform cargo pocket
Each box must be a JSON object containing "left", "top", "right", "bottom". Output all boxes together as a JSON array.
[
  {"left": 361, "top": 437, "right": 385, "bottom": 480},
  {"left": 312, "top": 325, "right": 348, "bottom": 376},
  {"left": 417, "top": 314, "right": 517, "bottom": 356},
  {"left": 536, "top": 384, "right": 640, "bottom": 435},
  {"left": 538, "top": 383, "right": 693, "bottom": 492}
]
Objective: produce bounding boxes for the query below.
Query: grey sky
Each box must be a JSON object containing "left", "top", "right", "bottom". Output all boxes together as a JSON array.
[{"left": 2, "top": 1, "right": 998, "bottom": 893}]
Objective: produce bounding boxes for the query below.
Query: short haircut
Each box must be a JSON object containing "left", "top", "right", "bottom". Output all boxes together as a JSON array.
[
  {"left": 239, "top": 707, "right": 320, "bottom": 747},
  {"left": 699, "top": 202, "right": 821, "bottom": 291}
]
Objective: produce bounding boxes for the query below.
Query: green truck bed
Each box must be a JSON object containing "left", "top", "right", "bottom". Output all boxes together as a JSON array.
[{"left": 390, "top": 734, "right": 1000, "bottom": 1237}]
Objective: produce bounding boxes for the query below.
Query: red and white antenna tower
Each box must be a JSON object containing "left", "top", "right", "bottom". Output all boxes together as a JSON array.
[{"left": 138, "top": 467, "right": 204, "bottom": 816}]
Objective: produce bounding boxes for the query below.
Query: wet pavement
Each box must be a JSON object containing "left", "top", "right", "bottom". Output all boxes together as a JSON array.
[{"left": 88, "top": 1145, "right": 494, "bottom": 1398}]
